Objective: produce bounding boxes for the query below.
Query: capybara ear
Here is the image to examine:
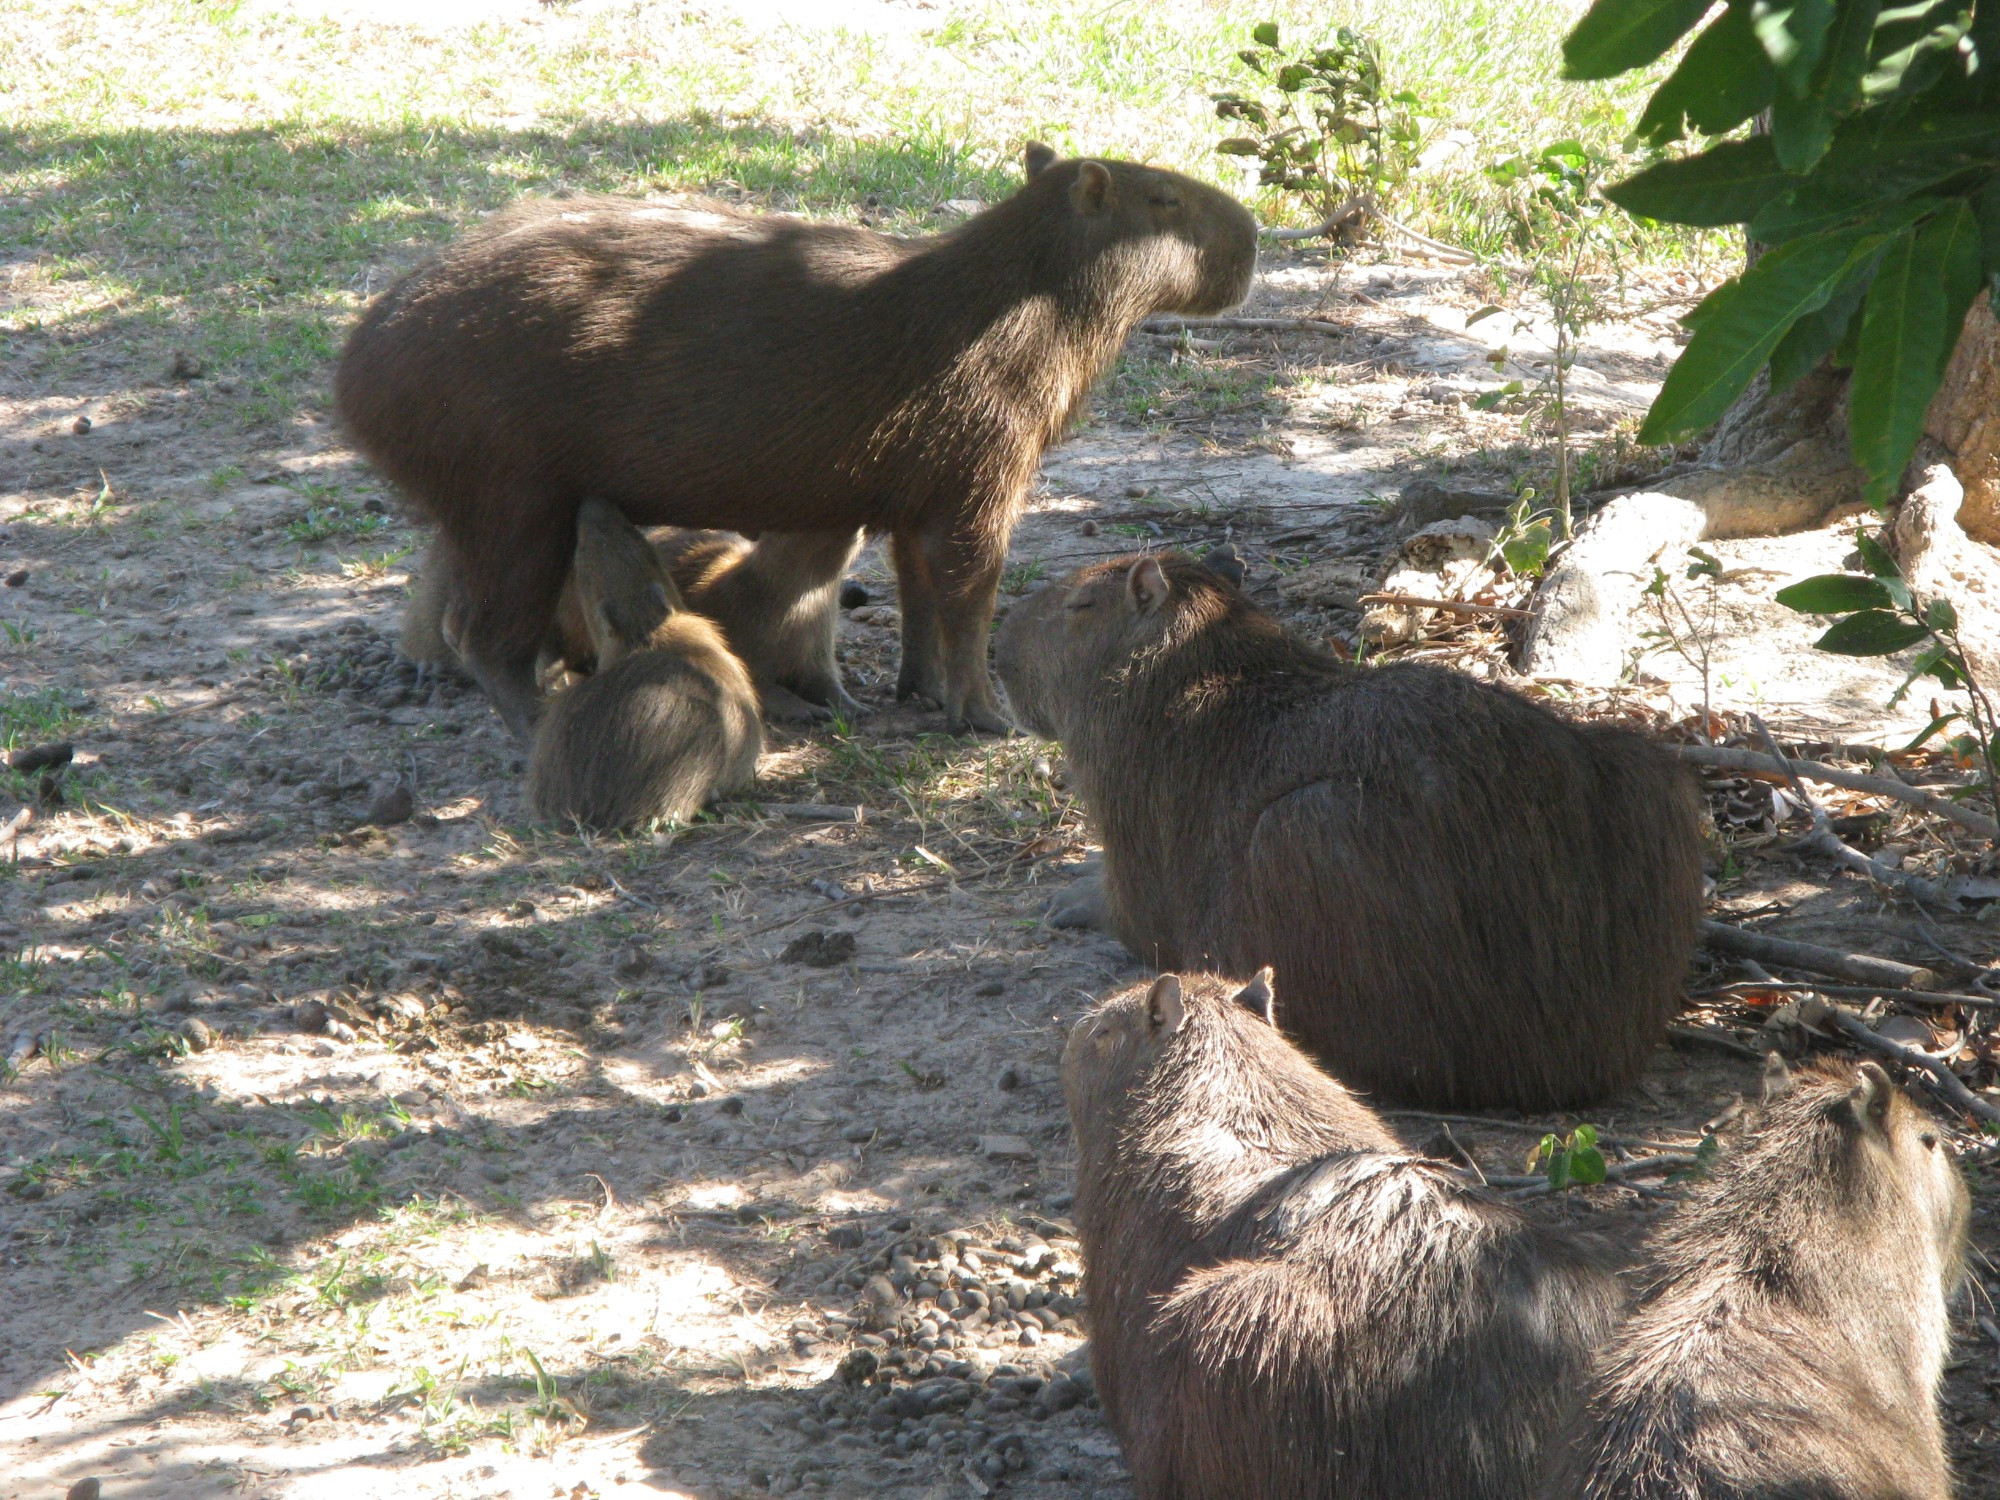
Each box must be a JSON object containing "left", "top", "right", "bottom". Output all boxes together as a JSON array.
[
  {"left": 1760, "top": 1050, "right": 1794, "bottom": 1102},
  {"left": 1234, "top": 967, "right": 1276, "bottom": 1026},
  {"left": 1146, "top": 974, "right": 1185, "bottom": 1036},
  {"left": 1072, "top": 160, "right": 1112, "bottom": 214},
  {"left": 1843, "top": 1061, "right": 1895, "bottom": 1136},
  {"left": 1024, "top": 141, "right": 1057, "bottom": 179},
  {"left": 1125, "top": 555, "right": 1169, "bottom": 616}
]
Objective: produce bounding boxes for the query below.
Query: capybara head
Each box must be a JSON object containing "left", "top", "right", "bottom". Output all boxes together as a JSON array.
[
  {"left": 996, "top": 551, "right": 1284, "bottom": 736},
  {"left": 1062, "top": 967, "right": 1392, "bottom": 1189},
  {"left": 571, "top": 499, "right": 684, "bottom": 667},
  {"left": 1728, "top": 1059, "right": 1970, "bottom": 1291},
  {"left": 1017, "top": 143, "right": 1257, "bottom": 317}
]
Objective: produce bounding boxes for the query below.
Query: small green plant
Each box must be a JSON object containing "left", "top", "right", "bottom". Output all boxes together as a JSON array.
[
  {"left": 1214, "top": 21, "right": 1420, "bottom": 239},
  {"left": 1476, "top": 140, "right": 1621, "bottom": 532},
  {"left": 286, "top": 503, "right": 389, "bottom": 545},
  {"left": 1776, "top": 530, "right": 1998, "bottom": 781},
  {"left": 1530, "top": 1123, "right": 1607, "bottom": 1190},
  {"left": 1641, "top": 546, "right": 1725, "bottom": 725},
  {"left": 1001, "top": 560, "right": 1047, "bottom": 595},
  {"left": 1488, "top": 490, "right": 1559, "bottom": 580}
]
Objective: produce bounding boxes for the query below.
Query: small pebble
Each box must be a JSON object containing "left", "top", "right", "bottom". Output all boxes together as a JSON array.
[
  {"left": 365, "top": 781, "right": 414, "bottom": 827},
  {"left": 1079, "top": 519, "right": 1098, "bottom": 537},
  {"left": 178, "top": 1016, "right": 214, "bottom": 1052},
  {"left": 68, "top": 1480, "right": 103, "bottom": 1500},
  {"left": 72, "top": 415, "right": 91, "bottom": 434}
]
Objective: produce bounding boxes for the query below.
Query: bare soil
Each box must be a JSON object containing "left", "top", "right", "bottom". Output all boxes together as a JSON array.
[{"left": 1, "top": 246, "right": 1996, "bottom": 1499}]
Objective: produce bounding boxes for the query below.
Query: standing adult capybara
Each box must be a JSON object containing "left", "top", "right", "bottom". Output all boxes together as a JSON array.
[
  {"left": 1065, "top": 970, "right": 1624, "bottom": 1500},
  {"left": 997, "top": 552, "right": 1703, "bottom": 1110},
  {"left": 525, "top": 501, "right": 761, "bottom": 831},
  {"left": 1540, "top": 1058, "right": 1969, "bottom": 1500},
  {"left": 336, "top": 144, "right": 1259, "bottom": 737}
]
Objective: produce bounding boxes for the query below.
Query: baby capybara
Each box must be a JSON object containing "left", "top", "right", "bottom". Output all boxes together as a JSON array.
[
  {"left": 997, "top": 552, "right": 1702, "bottom": 1110},
  {"left": 1065, "top": 970, "right": 1624, "bottom": 1500},
  {"left": 1541, "top": 1058, "right": 1969, "bottom": 1500},
  {"left": 526, "top": 501, "right": 761, "bottom": 831},
  {"left": 406, "top": 528, "right": 865, "bottom": 722},
  {"left": 337, "top": 145, "right": 1258, "bottom": 737}
]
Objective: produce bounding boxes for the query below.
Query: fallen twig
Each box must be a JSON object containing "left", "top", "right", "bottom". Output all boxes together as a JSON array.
[
  {"left": 1140, "top": 314, "right": 1348, "bottom": 338},
  {"left": 1801, "top": 996, "right": 2000, "bottom": 1128},
  {"left": 1676, "top": 744, "right": 1998, "bottom": 841},
  {"left": 1356, "top": 592, "right": 1534, "bottom": 620},
  {"left": 1701, "top": 920, "right": 1940, "bottom": 990},
  {"left": 1699, "top": 979, "right": 2000, "bottom": 1012},
  {"left": 1667, "top": 1023, "right": 1765, "bottom": 1060},
  {"left": 1496, "top": 1151, "right": 1704, "bottom": 1199},
  {"left": 745, "top": 802, "right": 870, "bottom": 824}
]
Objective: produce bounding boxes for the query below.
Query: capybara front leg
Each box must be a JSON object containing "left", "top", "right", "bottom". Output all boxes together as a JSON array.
[
  {"left": 930, "top": 532, "right": 1010, "bottom": 735},
  {"left": 891, "top": 531, "right": 946, "bottom": 708}
]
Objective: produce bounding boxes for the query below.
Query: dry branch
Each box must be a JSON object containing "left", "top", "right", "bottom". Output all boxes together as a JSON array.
[
  {"left": 1676, "top": 744, "right": 1999, "bottom": 841},
  {"left": 1801, "top": 997, "right": 2000, "bottom": 1128},
  {"left": 1700, "top": 978, "right": 2000, "bottom": 1011},
  {"left": 1701, "top": 920, "right": 1940, "bottom": 990},
  {"left": 1355, "top": 592, "right": 1534, "bottom": 620},
  {"left": 1140, "top": 314, "right": 1348, "bottom": 338}
]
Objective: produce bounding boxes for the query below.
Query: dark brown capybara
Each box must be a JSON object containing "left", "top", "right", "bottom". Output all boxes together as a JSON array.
[
  {"left": 1065, "top": 969, "right": 1624, "bottom": 1500},
  {"left": 336, "top": 145, "right": 1259, "bottom": 738},
  {"left": 525, "top": 500, "right": 761, "bottom": 831},
  {"left": 997, "top": 551, "right": 1703, "bottom": 1111},
  {"left": 1540, "top": 1057, "right": 1969, "bottom": 1500}
]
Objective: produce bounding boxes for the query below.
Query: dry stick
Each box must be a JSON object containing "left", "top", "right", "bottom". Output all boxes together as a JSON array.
[
  {"left": 1140, "top": 314, "right": 1348, "bottom": 338},
  {"left": 1803, "top": 997, "right": 2000, "bottom": 1128},
  {"left": 1355, "top": 592, "right": 1536, "bottom": 620},
  {"left": 1261, "top": 192, "right": 1369, "bottom": 243},
  {"left": 1743, "top": 713, "right": 1961, "bottom": 908},
  {"left": 1701, "top": 920, "right": 1939, "bottom": 989},
  {"left": 1676, "top": 744, "right": 2000, "bottom": 842},
  {"left": 1701, "top": 978, "right": 2000, "bottom": 1012},
  {"left": 1496, "top": 1152, "right": 1705, "bottom": 1199}
]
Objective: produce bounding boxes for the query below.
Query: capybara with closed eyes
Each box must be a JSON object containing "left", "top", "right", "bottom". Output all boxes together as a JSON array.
[
  {"left": 1540, "top": 1057, "right": 1969, "bottom": 1500},
  {"left": 1065, "top": 969, "right": 1624, "bottom": 1500},
  {"left": 998, "top": 551, "right": 1703, "bottom": 1110},
  {"left": 337, "top": 144, "right": 1258, "bottom": 737},
  {"left": 525, "top": 500, "right": 761, "bottom": 831}
]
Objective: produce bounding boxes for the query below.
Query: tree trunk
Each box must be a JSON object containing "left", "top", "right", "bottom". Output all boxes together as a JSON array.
[{"left": 1661, "top": 296, "right": 2000, "bottom": 543}]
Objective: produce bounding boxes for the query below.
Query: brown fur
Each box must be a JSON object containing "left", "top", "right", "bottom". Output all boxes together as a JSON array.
[
  {"left": 1540, "top": 1059, "right": 1969, "bottom": 1500},
  {"left": 335, "top": 148, "right": 1258, "bottom": 737},
  {"left": 997, "top": 552, "right": 1703, "bottom": 1110},
  {"left": 1064, "top": 970, "right": 1624, "bottom": 1500},
  {"left": 525, "top": 501, "right": 761, "bottom": 830},
  {"left": 397, "top": 550, "right": 459, "bottom": 668}
]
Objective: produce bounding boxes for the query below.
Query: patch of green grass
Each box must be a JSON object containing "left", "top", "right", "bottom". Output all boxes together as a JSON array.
[{"left": 0, "top": 685, "right": 89, "bottom": 750}]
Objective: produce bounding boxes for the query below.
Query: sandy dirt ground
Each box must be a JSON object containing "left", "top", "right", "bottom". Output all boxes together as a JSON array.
[{"left": 2, "top": 217, "right": 1998, "bottom": 1500}]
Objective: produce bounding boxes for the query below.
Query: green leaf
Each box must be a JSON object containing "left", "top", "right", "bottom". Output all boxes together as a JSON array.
[
  {"left": 1767, "top": 250, "right": 1878, "bottom": 387},
  {"left": 1866, "top": 0, "right": 1974, "bottom": 100},
  {"left": 1903, "top": 709, "right": 1965, "bottom": 748},
  {"left": 1980, "top": 174, "right": 2000, "bottom": 298},
  {"left": 1637, "top": 4, "right": 1778, "bottom": 143},
  {"left": 1927, "top": 595, "right": 1960, "bottom": 630},
  {"left": 1503, "top": 519, "right": 1554, "bottom": 576},
  {"left": 1850, "top": 203, "right": 1982, "bottom": 505},
  {"left": 1639, "top": 226, "right": 1887, "bottom": 443},
  {"left": 1563, "top": 0, "right": 1718, "bottom": 80},
  {"left": 1769, "top": 0, "right": 1883, "bottom": 170},
  {"left": 1569, "top": 1142, "right": 1608, "bottom": 1185},
  {"left": 1813, "top": 609, "right": 1933, "bottom": 653},
  {"left": 1773, "top": 573, "right": 1895, "bottom": 611},
  {"left": 1276, "top": 63, "right": 1311, "bottom": 92},
  {"left": 1473, "top": 379, "right": 1526, "bottom": 411},
  {"left": 1851, "top": 530, "right": 1915, "bottom": 608},
  {"left": 1251, "top": 20, "right": 1279, "bottom": 47},
  {"left": 1889, "top": 639, "right": 1962, "bottom": 707},
  {"left": 1681, "top": 276, "right": 1743, "bottom": 332},
  {"left": 1606, "top": 136, "right": 1795, "bottom": 226},
  {"left": 1466, "top": 304, "right": 1508, "bottom": 326},
  {"left": 1750, "top": 0, "right": 1835, "bottom": 90},
  {"left": 1215, "top": 137, "right": 1263, "bottom": 156}
]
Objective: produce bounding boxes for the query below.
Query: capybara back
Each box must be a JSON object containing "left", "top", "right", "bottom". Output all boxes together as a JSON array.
[{"left": 1000, "top": 553, "right": 1703, "bottom": 1110}]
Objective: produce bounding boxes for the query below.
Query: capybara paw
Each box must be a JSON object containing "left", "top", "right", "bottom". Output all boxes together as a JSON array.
[
  {"left": 762, "top": 684, "right": 835, "bottom": 724},
  {"left": 896, "top": 673, "right": 945, "bottom": 708},
  {"left": 948, "top": 699, "right": 1014, "bottom": 736},
  {"left": 1047, "top": 873, "right": 1109, "bottom": 931}
]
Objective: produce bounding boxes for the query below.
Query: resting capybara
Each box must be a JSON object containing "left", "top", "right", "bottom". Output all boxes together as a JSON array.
[
  {"left": 526, "top": 501, "right": 761, "bottom": 830},
  {"left": 1065, "top": 970, "right": 1624, "bottom": 1500},
  {"left": 1541, "top": 1058, "right": 1969, "bottom": 1500},
  {"left": 336, "top": 145, "right": 1259, "bottom": 737},
  {"left": 998, "top": 552, "right": 1703, "bottom": 1110}
]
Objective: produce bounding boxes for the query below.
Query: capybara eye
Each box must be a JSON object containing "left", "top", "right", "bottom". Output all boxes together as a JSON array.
[
  {"left": 1149, "top": 195, "right": 1182, "bottom": 209},
  {"left": 1065, "top": 597, "right": 1095, "bottom": 612},
  {"left": 1921, "top": 1133, "right": 1939, "bottom": 1150}
]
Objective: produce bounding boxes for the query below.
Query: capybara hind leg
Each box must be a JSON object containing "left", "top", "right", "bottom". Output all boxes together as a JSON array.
[
  {"left": 452, "top": 522, "right": 570, "bottom": 742},
  {"left": 760, "top": 682, "right": 835, "bottom": 724},
  {"left": 891, "top": 532, "right": 946, "bottom": 707}
]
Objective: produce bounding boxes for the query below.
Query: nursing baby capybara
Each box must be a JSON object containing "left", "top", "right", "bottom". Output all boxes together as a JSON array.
[
  {"left": 403, "top": 527, "right": 865, "bottom": 722},
  {"left": 997, "top": 552, "right": 1703, "bottom": 1110},
  {"left": 1541, "top": 1058, "right": 1969, "bottom": 1500},
  {"left": 337, "top": 144, "right": 1258, "bottom": 738},
  {"left": 1065, "top": 970, "right": 1624, "bottom": 1500},
  {"left": 525, "top": 501, "right": 761, "bottom": 831}
]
